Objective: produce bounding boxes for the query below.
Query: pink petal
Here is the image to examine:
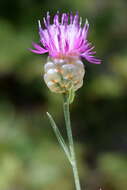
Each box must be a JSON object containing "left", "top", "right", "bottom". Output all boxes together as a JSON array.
[
  {"left": 29, "top": 42, "right": 48, "bottom": 54},
  {"left": 81, "top": 54, "right": 101, "bottom": 64}
]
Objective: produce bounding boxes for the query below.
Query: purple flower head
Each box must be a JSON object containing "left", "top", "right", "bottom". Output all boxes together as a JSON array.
[{"left": 30, "top": 12, "right": 101, "bottom": 64}]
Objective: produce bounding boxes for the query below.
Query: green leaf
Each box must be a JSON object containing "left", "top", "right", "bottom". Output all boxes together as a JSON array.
[
  {"left": 46, "top": 112, "right": 72, "bottom": 164},
  {"left": 68, "top": 86, "right": 75, "bottom": 104}
]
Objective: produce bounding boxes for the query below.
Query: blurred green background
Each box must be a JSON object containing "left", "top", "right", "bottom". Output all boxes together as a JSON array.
[{"left": 0, "top": 0, "right": 127, "bottom": 190}]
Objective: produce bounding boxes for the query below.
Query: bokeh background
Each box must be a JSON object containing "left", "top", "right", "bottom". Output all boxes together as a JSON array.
[{"left": 0, "top": 0, "right": 127, "bottom": 190}]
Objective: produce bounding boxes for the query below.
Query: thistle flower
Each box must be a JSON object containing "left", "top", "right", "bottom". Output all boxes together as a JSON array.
[
  {"left": 30, "top": 12, "right": 101, "bottom": 190},
  {"left": 30, "top": 12, "right": 101, "bottom": 93}
]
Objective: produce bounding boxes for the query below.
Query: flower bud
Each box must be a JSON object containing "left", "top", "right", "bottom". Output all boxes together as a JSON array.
[{"left": 44, "top": 57, "right": 85, "bottom": 93}]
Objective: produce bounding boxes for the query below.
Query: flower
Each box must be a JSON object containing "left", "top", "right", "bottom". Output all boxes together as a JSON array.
[
  {"left": 30, "top": 12, "right": 101, "bottom": 64},
  {"left": 30, "top": 12, "right": 101, "bottom": 93}
]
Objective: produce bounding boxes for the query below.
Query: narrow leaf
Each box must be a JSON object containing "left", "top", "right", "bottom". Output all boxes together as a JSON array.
[
  {"left": 46, "top": 112, "right": 72, "bottom": 163},
  {"left": 68, "top": 86, "right": 75, "bottom": 104}
]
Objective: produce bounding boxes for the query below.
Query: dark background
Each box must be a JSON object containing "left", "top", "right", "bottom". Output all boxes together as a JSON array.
[{"left": 0, "top": 0, "right": 127, "bottom": 190}]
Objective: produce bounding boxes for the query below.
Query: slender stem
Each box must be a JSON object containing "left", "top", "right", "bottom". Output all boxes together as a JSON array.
[
  {"left": 46, "top": 112, "right": 72, "bottom": 164},
  {"left": 63, "top": 94, "right": 81, "bottom": 190}
]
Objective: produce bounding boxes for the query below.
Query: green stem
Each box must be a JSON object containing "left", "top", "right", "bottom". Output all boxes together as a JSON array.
[{"left": 63, "top": 94, "right": 81, "bottom": 190}]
